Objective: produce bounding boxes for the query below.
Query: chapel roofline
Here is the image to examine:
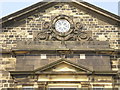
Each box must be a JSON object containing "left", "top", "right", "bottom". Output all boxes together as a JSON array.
[{"left": 0, "top": 0, "right": 120, "bottom": 27}]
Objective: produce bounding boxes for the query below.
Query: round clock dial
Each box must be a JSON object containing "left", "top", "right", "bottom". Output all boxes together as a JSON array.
[{"left": 55, "top": 19, "right": 70, "bottom": 33}]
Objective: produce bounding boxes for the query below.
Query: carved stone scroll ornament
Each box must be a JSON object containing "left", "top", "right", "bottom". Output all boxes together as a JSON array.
[
  {"left": 75, "top": 22, "right": 83, "bottom": 30},
  {"left": 35, "top": 31, "right": 49, "bottom": 41},
  {"left": 34, "top": 15, "right": 92, "bottom": 41},
  {"left": 50, "top": 34, "right": 76, "bottom": 41},
  {"left": 77, "top": 32, "right": 92, "bottom": 41},
  {"left": 43, "top": 22, "right": 50, "bottom": 29}
]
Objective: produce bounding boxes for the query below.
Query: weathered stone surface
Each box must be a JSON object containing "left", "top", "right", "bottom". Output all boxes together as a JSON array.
[
  {"left": 0, "top": 1, "right": 119, "bottom": 89},
  {"left": 14, "top": 41, "right": 110, "bottom": 50},
  {"left": 0, "top": 3, "right": 119, "bottom": 50}
]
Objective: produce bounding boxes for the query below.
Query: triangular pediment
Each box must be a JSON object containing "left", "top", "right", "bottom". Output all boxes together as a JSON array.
[
  {"left": 45, "top": 63, "right": 77, "bottom": 72},
  {"left": 35, "top": 59, "right": 92, "bottom": 74},
  {"left": 1, "top": 0, "right": 120, "bottom": 27},
  {"left": 52, "top": 63, "right": 76, "bottom": 72}
]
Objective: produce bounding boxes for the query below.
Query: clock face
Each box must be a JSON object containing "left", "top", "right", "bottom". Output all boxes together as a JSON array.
[{"left": 55, "top": 19, "right": 70, "bottom": 33}]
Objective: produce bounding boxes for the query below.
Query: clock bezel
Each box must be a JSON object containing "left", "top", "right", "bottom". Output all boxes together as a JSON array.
[
  {"left": 55, "top": 19, "right": 70, "bottom": 33},
  {"left": 52, "top": 15, "right": 74, "bottom": 36}
]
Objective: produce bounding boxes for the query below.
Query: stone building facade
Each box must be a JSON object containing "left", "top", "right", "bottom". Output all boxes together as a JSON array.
[{"left": 0, "top": 0, "right": 120, "bottom": 89}]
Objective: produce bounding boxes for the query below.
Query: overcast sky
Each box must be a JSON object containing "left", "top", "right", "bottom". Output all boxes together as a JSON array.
[{"left": 0, "top": 0, "right": 119, "bottom": 18}]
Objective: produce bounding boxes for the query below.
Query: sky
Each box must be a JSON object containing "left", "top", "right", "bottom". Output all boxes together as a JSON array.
[{"left": 0, "top": 0, "right": 119, "bottom": 18}]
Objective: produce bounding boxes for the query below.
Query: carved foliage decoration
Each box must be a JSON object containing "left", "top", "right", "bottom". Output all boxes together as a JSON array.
[{"left": 34, "top": 15, "right": 92, "bottom": 41}]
